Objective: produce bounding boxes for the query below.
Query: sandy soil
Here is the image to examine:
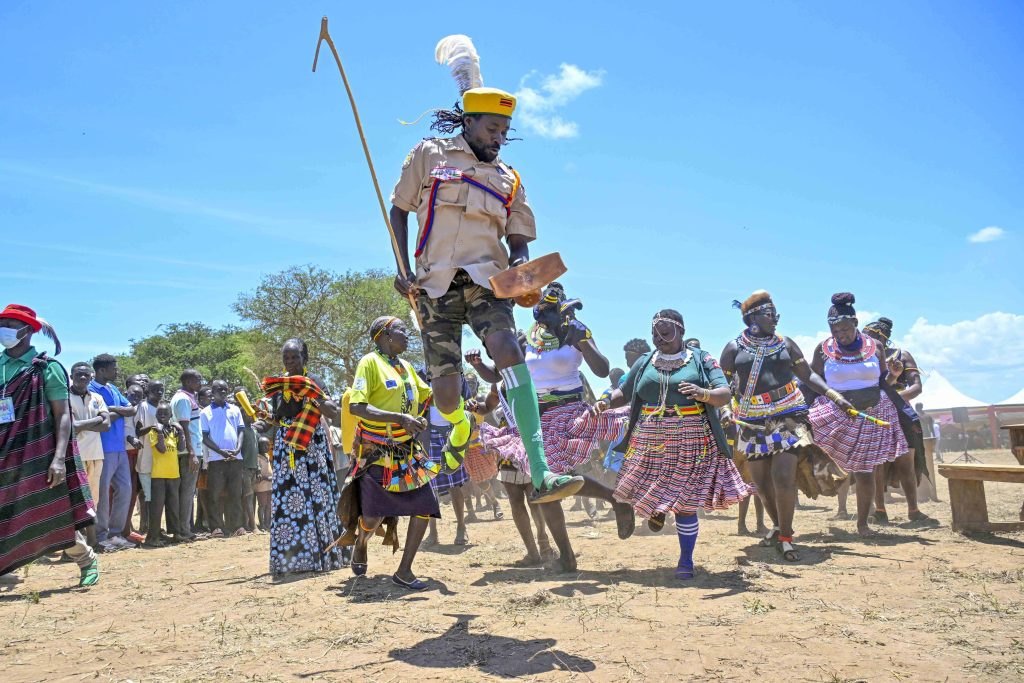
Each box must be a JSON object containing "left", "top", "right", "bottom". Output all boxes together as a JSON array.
[{"left": 3, "top": 449, "right": 1024, "bottom": 683}]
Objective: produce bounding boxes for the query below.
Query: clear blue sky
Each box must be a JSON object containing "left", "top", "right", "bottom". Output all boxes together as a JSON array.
[{"left": 2, "top": 1, "right": 1021, "bottom": 402}]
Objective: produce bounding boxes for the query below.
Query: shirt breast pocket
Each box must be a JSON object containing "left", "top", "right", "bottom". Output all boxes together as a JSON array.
[{"left": 482, "top": 175, "right": 512, "bottom": 225}]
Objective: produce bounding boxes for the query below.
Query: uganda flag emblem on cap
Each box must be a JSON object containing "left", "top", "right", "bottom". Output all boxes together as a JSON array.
[{"left": 462, "top": 87, "right": 516, "bottom": 118}]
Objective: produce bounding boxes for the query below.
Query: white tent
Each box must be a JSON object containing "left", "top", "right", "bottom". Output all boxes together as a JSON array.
[
  {"left": 998, "top": 387, "right": 1024, "bottom": 406},
  {"left": 916, "top": 370, "right": 988, "bottom": 410}
]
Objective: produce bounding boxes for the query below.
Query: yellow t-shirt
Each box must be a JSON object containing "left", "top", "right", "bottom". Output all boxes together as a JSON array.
[
  {"left": 149, "top": 429, "right": 181, "bottom": 479},
  {"left": 340, "top": 388, "right": 358, "bottom": 455},
  {"left": 349, "top": 352, "right": 430, "bottom": 443}
]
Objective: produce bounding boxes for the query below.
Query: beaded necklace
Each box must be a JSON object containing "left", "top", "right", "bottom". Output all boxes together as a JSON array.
[
  {"left": 822, "top": 333, "right": 877, "bottom": 364},
  {"left": 736, "top": 332, "right": 786, "bottom": 413},
  {"left": 526, "top": 323, "right": 560, "bottom": 353}
]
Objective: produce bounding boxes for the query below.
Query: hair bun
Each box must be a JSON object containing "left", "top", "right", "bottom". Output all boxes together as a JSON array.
[
  {"left": 879, "top": 316, "right": 893, "bottom": 327},
  {"left": 831, "top": 292, "right": 855, "bottom": 306}
]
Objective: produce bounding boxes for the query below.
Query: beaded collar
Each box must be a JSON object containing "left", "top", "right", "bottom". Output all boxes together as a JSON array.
[
  {"left": 526, "top": 324, "right": 560, "bottom": 353},
  {"left": 652, "top": 348, "right": 692, "bottom": 372},
  {"left": 737, "top": 331, "right": 786, "bottom": 355},
  {"left": 822, "top": 334, "right": 877, "bottom": 363}
]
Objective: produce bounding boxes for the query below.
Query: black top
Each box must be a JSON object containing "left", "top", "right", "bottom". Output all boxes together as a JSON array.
[
  {"left": 272, "top": 373, "right": 329, "bottom": 421},
  {"left": 734, "top": 341, "right": 796, "bottom": 395}
]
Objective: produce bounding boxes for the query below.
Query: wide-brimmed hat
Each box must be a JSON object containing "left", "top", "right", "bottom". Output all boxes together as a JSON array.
[{"left": 0, "top": 304, "right": 42, "bottom": 332}]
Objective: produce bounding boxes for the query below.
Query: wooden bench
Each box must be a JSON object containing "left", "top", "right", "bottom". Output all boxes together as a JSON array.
[{"left": 938, "top": 463, "right": 1024, "bottom": 533}]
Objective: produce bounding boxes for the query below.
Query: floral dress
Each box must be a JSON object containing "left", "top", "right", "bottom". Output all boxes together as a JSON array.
[{"left": 269, "top": 375, "right": 344, "bottom": 576}]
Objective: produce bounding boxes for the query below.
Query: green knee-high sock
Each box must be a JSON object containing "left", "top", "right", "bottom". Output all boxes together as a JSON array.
[
  {"left": 501, "top": 363, "right": 555, "bottom": 490},
  {"left": 438, "top": 399, "right": 471, "bottom": 468}
]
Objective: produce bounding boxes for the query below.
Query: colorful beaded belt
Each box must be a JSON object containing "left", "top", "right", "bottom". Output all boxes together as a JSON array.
[
  {"left": 746, "top": 380, "right": 800, "bottom": 406},
  {"left": 640, "top": 404, "right": 705, "bottom": 417}
]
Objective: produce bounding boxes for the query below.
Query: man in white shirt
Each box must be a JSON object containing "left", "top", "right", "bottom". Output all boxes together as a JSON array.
[
  {"left": 69, "top": 362, "right": 110, "bottom": 548},
  {"left": 200, "top": 380, "right": 245, "bottom": 536}
]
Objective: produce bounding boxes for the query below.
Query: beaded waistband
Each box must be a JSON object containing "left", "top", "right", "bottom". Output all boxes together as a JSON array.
[
  {"left": 745, "top": 380, "right": 800, "bottom": 406},
  {"left": 640, "top": 404, "right": 705, "bottom": 417}
]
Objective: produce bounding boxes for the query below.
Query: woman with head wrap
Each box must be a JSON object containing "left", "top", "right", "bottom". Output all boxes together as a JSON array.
[
  {"left": 862, "top": 317, "right": 933, "bottom": 525},
  {"left": 258, "top": 338, "right": 345, "bottom": 578},
  {"left": 809, "top": 294, "right": 932, "bottom": 536},
  {"left": 476, "top": 285, "right": 634, "bottom": 572},
  {"left": 598, "top": 309, "right": 753, "bottom": 580},
  {"left": 344, "top": 316, "right": 440, "bottom": 590},
  {"left": 720, "top": 291, "right": 853, "bottom": 561}
]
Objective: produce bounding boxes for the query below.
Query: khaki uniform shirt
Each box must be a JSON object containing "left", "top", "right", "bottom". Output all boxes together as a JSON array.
[{"left": 390, "top": 134, "right": 536, "bottom": 299}]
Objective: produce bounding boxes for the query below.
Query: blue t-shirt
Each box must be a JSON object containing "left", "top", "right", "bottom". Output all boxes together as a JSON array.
[{"left": 89, "top": 380, "right": 130, "bottom": 454}]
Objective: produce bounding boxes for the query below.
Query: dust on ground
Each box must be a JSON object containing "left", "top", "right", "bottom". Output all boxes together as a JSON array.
[{"left": 3, "top": 449, "right": 1024, "bottom": 682}]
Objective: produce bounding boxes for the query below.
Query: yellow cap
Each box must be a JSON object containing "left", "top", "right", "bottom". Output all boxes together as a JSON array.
[{"left": 462, "top": 87, "right": 516, "bottom": 117}]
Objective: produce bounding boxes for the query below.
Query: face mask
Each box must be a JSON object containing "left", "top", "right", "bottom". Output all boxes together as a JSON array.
[{"left": 0, "top": 326, "right": 26, "bottom": 349}]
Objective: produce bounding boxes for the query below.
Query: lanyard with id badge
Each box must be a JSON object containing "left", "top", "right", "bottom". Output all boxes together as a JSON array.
[{"left": 0, "top": 364, "right": 17, "bottom": 424}]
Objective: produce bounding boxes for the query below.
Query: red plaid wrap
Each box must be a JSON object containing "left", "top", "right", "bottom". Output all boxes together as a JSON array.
[{"left": 262, "top": 376, "right": 326, "bottom": 454}]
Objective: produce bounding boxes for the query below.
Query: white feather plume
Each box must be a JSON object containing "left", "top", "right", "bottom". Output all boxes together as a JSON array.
[{"left": 435, "top": 35, "right": 483, "bottom": 95}]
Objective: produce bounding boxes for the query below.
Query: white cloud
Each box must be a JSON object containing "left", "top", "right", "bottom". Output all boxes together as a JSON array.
[
  {"left": 968, "top": 226, "right": 1006, "bottom": 243},
  {"left": 897, "top": 312, "right": 1024, "bottom": 370},
  {"left": 515, "top": 63, "right": 604, "bottom": 139}
]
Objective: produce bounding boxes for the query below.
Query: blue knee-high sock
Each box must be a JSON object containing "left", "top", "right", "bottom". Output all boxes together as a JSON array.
[{"left": 675, "top": 514, "right": 699, "bottom": 575}]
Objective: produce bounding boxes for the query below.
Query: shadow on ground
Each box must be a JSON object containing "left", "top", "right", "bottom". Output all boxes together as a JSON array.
[{"left": 388, "top": 613, "right": 596, "bottom": 677}]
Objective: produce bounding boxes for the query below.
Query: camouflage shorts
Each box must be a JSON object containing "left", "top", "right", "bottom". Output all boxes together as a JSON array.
[{"left": 418, "top": 271, "right": 515, "bottom": 380}]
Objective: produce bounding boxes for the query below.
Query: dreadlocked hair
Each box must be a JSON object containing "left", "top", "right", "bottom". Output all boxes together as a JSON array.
[{"left": 430, "top": 102, "right": 465, "bottom": 134}]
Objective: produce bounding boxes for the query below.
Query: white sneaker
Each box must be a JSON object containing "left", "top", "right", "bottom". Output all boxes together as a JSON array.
[{"left": 108, "top": 536, "right": 136, "bottom": 550}]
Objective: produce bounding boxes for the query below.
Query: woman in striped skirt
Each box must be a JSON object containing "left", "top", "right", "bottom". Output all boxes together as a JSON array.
[
  {"left": 808, "top": 293, "right": 927, "bottom": 536},
  {"left": 597, "top": 310, "right": 753, "bottom": 580},
  {"left": 475, "top": 284, "right": 635, "bottom": 572}
]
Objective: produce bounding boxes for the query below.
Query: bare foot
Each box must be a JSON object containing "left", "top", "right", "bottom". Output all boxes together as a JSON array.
[
  {"left": 737, "top": 524, "right": 750, "bottom": 536},
  {"left": 422, "top": 533, "right": 439, "bottom": 549},
  {"left": 755, "top": 525, "right": 770, "bottom": 536},
  {"left": 558, "top": 555, "right": 578, "bottom": 573},
  {"left": 832, "top": 511, "right": 853, "bottom": 521},
  {"left": 512, "top": 553, "right": 543, "bottom": 567},
  {"left": 857, "top": 524, "right": 876, "bottom": 537}
]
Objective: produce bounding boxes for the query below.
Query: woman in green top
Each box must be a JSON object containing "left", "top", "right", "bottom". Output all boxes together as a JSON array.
[{"left": 597, "top": 310, "right": 752, "bottom": 580}]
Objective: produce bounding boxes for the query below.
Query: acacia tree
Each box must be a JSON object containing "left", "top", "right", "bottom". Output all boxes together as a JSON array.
[{"left": 233, "top": 265, "right": 423, "bottom": 388}]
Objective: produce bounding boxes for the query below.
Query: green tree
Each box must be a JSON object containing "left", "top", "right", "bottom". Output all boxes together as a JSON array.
[
  {"left": 117, "top": 323, "right": 271, "bottom": 394},
  {"left": 233, "top": 265, "right": 423, "bottom": 389}
]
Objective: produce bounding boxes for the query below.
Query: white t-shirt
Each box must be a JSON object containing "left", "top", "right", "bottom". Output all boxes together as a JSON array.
[
  {"left": 70, "top": 390, "right": 108, "bottom": 462},
  {"left": 135, "top": 401, "right": 159, "bottom": 474},
  {"left": 123, "top": 402, "right": 139, "bottom": 450},
  {"left": 200, "top": 403, "right": 244, "bottom": 462},
  {"left": 525, "top": 345, "right": 585, "bottom": 393}
]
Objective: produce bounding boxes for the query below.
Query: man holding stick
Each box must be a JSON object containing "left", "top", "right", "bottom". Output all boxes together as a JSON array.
[{"left": 388, "top": 36, "right": 582, "bottom": 504}]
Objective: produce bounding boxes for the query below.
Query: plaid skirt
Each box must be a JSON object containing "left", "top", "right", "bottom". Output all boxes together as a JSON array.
[
  {"left": 427, "top": 426, "right": 469, "bottom": 495},
  {"left": 808, "top": 394, "right": 906, "bottom": 473},
  {"left": 614, "top": 413, "right": 754, "bottom": 519},
  {"left": 495, "top": 402, "right": 627, "bottom": 477}
]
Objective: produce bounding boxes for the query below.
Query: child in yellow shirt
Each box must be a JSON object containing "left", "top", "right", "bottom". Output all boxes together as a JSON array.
[{"left": 141, "top": 402, "right": 183, "bottom": 549}]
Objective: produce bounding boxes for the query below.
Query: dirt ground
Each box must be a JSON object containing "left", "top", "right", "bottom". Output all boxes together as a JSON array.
[{"left": 3, "top": 449, "right": 1024, "bottom": 683}]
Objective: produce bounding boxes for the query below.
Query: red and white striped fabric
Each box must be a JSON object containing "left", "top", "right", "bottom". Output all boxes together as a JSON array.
[
  {"left": 808, "top": 394, "right": 906, "bottom": 473},
  {"left": 614, "top": 413, "right": 753, "bottom": 519}
]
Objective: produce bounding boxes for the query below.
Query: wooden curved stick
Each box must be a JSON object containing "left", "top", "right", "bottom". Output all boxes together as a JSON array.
[{"left": 313, "top": 16, "right": 422, "bottom": 327}]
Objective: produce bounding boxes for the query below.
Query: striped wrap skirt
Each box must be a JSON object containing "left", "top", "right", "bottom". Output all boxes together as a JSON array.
[
  {"left": 426, "top": 425, "right": 469, "bottom": 495},
  {"left": 613, "top": 413, "right": 754, "bottom": 519},
  {"left": 478, "top": 423, "right": 531, "bottom": 485},
  {"left": 517, "top": 401, "right": 627, "bottom": 477},
  {"left": 808, "top": 394, "right": 907, "bottom": 473}
]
